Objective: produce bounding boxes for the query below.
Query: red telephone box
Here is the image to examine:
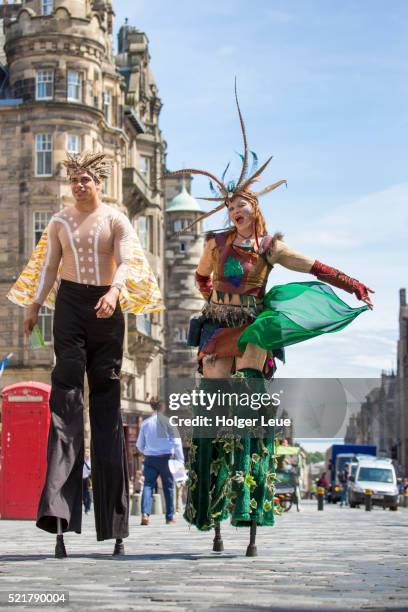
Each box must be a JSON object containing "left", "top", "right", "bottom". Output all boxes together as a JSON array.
[{"left": 0, "top": 381, "right": 51, "bottom": 519}]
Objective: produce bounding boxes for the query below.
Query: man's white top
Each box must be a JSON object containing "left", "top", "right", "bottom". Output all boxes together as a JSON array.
[{"left": 136, "top": 413, "right": 184, "bottom": 463}]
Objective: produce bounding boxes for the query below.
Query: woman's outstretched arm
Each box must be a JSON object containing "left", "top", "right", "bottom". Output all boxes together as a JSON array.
[{"left": 268, "top": 239, "right": 374, "bottom": 309}]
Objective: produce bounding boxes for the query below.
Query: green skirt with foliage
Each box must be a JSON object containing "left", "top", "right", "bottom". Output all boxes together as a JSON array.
[
  {"left": 184, "top": 281, "right": 368, "bottom": 531},
  {"left": 184, "top": 433, "right": 276, "bottom": 531}
]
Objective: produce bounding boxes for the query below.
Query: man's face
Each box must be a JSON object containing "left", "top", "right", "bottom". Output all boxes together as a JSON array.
[
  {"left": 84, "top": 449, "right": 90, "bottom": 459},
  {"left": 70, "top": 172, "right": 100, "bottom": 202}
]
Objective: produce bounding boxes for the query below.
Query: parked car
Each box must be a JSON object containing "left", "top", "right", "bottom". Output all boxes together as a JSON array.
[{"left": 348, "top": 457, "right": 399, "bottom": 510}]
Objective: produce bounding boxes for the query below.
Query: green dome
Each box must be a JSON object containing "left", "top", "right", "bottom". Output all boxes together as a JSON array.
[{"left": 166, "top": 185, "right": 203, "bottom": 213}]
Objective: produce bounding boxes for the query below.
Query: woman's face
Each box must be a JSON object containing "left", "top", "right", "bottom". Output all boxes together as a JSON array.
[{"left": 228, "top": 196, "right": 255, "bottom": 234}]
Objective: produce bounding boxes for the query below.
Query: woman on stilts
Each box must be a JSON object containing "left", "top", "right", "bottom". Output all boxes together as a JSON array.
[{"left": 166, "top": 84, "right": 374, "bottom": 556}]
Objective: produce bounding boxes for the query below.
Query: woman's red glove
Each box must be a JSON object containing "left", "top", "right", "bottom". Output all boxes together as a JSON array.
[
  {"left": 311, "top": 261, "right": 374, "bottom": 309},
  {"left": 195, "top": 272, "right": 213, "bottom": 300}
]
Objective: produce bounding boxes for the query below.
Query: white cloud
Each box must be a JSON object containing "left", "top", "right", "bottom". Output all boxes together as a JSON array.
[{"left": 290, "top": 183, "right": 408, "bottom": 248}]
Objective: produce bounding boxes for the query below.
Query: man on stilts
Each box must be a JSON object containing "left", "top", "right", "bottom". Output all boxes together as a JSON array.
[{"left": 8, "top": 150, "right": 163, "bottom": 558}]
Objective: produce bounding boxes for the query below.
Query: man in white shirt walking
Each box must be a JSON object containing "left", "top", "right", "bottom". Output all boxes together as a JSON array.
[{"left": 136, "top": 398, "right": 184, "bottom": 525}]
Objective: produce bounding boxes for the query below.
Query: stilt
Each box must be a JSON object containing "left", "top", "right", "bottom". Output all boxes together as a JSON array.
[
  {"left": 212, "top": 522, "right": 224, "bottom": 552},
  {"left": 112, "top": 537, "right": 125, "bottom": 556},
  {"left": 55, "top": 518, "right": 67, "bottom": 559},
  {"left": 245, "top": 520, "right": 258, "bottom": 557}
]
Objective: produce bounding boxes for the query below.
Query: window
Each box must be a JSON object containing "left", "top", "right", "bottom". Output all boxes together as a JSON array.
[
  {"left": 67, "top": 134, "right": 80, "bottom": 155},
  {"left": 67, "top": 70, "right": 82, "bottom": 102},
  {"left": 42, "top": 0, "right": 54, "bottom": 15},
  {"left": 125, "top": 378, "right": 135, "bottom": 400},
  {"left": 36, "top": 70, "right": 54, "bottom": 100},
  {"left": 140, "top": 156, "right": 151, "bottom": 182},
  {"left": 136, "top": 314, "right": 152, "bottom": 336},
  {"left": 33, "top": 211, "right": 52, "bottom": 247},
  {"left": 137, "top": 216, "right": 153, "bottom": 252},
  {"left": 38, "top": 306, "right": 53, "bottom": 344},
  {"left": 173, "top": 219, "right": 189, "bottom": 233},
  {"left": 35, "top": 134, "right": 52, "bottom": 176},
  {"left": 103, "top": 91, "right": 112, "bottom": 124},
  {"left": 180, "top": 242, "right": 186, "bottom": 253},
  {"left": 173, "top": 328, "right": 188, "bottom": 343}
]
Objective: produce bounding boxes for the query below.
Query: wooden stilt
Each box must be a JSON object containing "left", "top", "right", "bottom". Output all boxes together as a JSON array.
[
  {"left": 245, "top": 520, "right": 258, "bottom": 557},
  {"left": 212, "top": 522, "right": 224, "bottom": 552},
  {"left": 55, "top": 519, "right": 67, "bottom": 558}
]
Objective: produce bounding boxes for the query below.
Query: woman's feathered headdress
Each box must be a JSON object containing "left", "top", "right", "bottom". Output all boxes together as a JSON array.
[
  {"left": 63, "top": 150, "right": 113, "bottom": 182},
  {"left": 165, "top": 81, "right": 287, "bottom": 233}
]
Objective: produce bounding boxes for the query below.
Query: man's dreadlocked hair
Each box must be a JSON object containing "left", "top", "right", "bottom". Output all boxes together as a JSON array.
[{"left": 63, "top": 150, "right": 113, "bottom": 183}]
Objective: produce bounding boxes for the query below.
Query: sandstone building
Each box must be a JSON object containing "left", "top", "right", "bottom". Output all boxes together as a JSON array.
[{"left": 0, "top": 0, "right": 203, "bottom": 482}]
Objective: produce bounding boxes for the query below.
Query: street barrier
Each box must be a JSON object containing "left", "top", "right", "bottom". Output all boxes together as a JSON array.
[
  {"left": 131, "top": 493, "right": 141, "bottom": 516},
  {"left": 364, "top": 489, "right": 373, "bottom": 511},
  {"left": 152, "top": 493, "right": 163, "bottom": 514},
  {"left": 317, "top": 487, "right": 325, "bottom": 511}
]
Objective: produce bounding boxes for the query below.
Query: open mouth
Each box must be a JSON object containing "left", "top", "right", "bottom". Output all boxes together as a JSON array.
[{"left": 235, "top": 215, "right": 244, "bottom": 224}]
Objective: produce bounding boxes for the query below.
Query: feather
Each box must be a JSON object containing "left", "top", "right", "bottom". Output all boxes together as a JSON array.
[
  {"left": 170, "top": 202, "right": 226, "bottom": 237},
  {"left": 234, "top": 78, "right": 249, "bottom": 190},
  {"left": 197, "top": 196, "right": 226, "bottom": 202},
  {"left": 221, "top": 162, "right": 231, "bottom": 183},
  {"left": 209, "top": 180, "right": 219, "bottom": 197},
  {"left": 250, "top": 150, "right": 258, "bottom": 175},
  {"left": 255, "top": 179, "right": 287, "bottom": 198},
  {"left": 164, "top": 168, "right": 226, "bottom": 192},
  {"left": 238, "top": 155, "right": 274, "bottom": 192}
]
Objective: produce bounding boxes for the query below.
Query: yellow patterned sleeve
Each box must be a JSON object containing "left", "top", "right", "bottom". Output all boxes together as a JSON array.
[
  {"left": 7, "top": 225, "right": 61, "bottom": 309},
  {"left": 118, "top": 224, "right": 165, "bottom": 315}
]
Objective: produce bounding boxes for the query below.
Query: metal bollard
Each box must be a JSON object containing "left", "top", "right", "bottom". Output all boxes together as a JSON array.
[
  {"left": 317, "top": 487, "right": 325, "bottom": 511},
  {"left": 365, "top": 489, "right": 373, "bottom": 511}
]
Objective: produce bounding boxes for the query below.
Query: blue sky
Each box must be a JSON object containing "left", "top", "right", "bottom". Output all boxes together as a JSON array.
[{"left": 114, "top": 1, "right": 408, "bottom": 386}]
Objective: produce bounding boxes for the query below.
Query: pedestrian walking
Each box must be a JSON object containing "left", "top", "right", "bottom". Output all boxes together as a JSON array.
[
  {"left": 339, "top": 463, "right": 350, "bottom": 507},
  {"left": 136, "top": 398, "right": 184, "bottom": 526},
  {"left": 8, "top": 150, "right": 163, "bottom": 558},
  {"left": 82, "top": 448, "right": 92, "bottom": 514}
]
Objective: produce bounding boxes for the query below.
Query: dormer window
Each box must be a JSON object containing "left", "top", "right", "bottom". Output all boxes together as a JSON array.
[{"left": 42, "top": 0, "right": 54, "bottom": 16}]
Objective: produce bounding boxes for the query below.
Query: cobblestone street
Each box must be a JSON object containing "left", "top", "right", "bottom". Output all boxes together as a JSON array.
[{"left": 0, "top": 501, "right": 407, "bottom": 611}]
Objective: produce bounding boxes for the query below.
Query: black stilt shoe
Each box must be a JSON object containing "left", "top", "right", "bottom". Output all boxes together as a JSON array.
[
  {"left": 112, "top": 538, "right": 125, "bottom": 556},
  {"left": 212, "top": 522, "right": 224, "bottom": 552},
  {"left": 55, "top": 535, "right": 67, "bottom": 559}
]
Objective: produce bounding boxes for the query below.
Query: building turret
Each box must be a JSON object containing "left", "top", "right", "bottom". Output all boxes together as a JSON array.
[{"left": 164, "top": 178, "right": 204, "bottom": 377}]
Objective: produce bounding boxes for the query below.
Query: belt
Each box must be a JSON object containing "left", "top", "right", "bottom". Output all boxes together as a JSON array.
[{"left": 145, "top": 454, "right": 173, "bottom": 459}]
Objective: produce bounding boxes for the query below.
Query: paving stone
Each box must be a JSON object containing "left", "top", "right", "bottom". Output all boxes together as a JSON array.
[{"left": 0, "top": 502, "right": 407, "bottom": 611}]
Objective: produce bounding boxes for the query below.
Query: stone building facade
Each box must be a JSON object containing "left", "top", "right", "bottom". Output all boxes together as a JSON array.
[
  {"left": 0, "top": 0, "right": 169, "bottom": 481},
  {"left": 164, "top": 176, "right": 204, "bottom": 379},
  {"left": 345, "top": 287, "right": 408, "bottom": 475},
  {"left": 344, "top": 372, "right": 398, "bottom": 460},
  {"left": 397, "top": 288, "right": 408, "bottom": 474}
]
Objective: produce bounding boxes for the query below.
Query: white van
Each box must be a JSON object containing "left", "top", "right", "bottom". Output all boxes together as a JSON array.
[{"left": 348, "top": 457, "right": 399, "bottom": 510}]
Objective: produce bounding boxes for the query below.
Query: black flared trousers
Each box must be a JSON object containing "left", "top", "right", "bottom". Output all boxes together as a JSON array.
[{"left": 36, "top": 280, "right": 129, "bottom": 541}]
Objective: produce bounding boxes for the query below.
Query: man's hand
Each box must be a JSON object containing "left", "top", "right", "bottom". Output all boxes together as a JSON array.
[
  {"left": 95, "top": 287, "right": 120, "bottom": 318},
  {"left": 24, "top": 303, "right": 41, "bottom": 338}
]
